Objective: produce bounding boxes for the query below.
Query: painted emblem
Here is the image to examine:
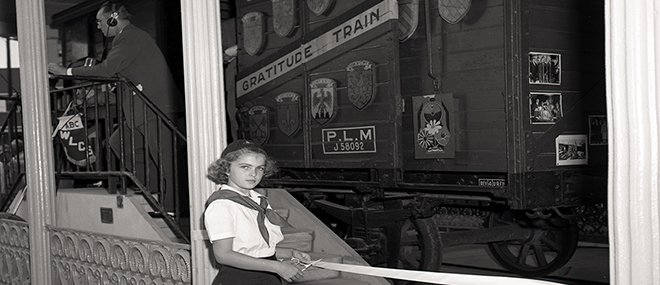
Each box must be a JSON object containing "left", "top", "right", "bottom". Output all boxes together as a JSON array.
[
  {"left": 237, "top": 105, "right": 251, "bottom": 139},
  {"left": 413, "top": 95, "right": 455, "bottom": 159},
  {"left": 437, "top": 0, "right": 471, "bottom": 24},
  {"left": 307, "top": 0, "right": 333, "bottom": 16},
  {"left": 272, "top": 0, "right": 297, "bottom": 38},
  {"left": 241, "top": 12, "right": 265, "bottom": 56},
  {"left": 417, "top": 101, "right": 451, "bottom": 151},
  {"left": 346, "top": 60, "right": 374, "bottom": 110},
  {"left": 310, "top": 78, "right": 337, "bottom": 125},
  {"left": 275, "top": 92, "right": 300, "bottom": 136},
  {"left": 248, "top": 105, "right": 269, "bottom": 145},
  {"left": 398, "top": 0, "right": 419, "bottom": 42}
]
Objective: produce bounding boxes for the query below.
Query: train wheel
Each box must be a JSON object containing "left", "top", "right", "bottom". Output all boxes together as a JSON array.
[
  {"left": 485, "top": 210, "right": 579, "bottom": 277},
  {"left": 392, "top": 217, "right": 442, "bottom": 285}
]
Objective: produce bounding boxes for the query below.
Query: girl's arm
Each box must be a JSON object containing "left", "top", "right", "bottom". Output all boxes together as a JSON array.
[
  {"left": 276, "top": 247, "right": 312, "bottom": 263},
  {"left": 212, "top": 238, "right": 304, "bottom": 282}
]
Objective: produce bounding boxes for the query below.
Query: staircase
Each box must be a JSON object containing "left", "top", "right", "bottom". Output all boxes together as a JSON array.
[
  {"left": 129, "top": 190, "right": 189, "bottom": 243},
  {"left": 53, "top": 187, "right": 184, "bottom": 242}
]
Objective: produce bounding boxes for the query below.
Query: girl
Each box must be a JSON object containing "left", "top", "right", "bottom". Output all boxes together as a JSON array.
[{"left": 204, "top": 140, "right": 311, "bottom": 284}]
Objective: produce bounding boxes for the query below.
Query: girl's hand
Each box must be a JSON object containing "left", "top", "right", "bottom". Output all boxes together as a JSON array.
[
  {"left": 276, "top": 259, "right": 304, "bottom": 282},
  {"left": 291, "top": 250, "right": 311, "bottom": 263}
]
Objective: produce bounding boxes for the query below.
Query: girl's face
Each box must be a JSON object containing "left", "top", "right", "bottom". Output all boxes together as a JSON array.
[{"left": 227, "top": 152, "right": 266, "bottom": 194}]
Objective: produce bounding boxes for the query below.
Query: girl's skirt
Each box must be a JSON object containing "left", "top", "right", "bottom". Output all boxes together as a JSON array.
[{"left": 212, "top": 255, "right": 282, "bottom": 285}]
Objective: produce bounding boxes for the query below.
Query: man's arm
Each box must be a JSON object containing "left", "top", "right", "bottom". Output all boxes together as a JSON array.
[
  {"left": 47, "top": 63, "right": 71, "bottom": 75},
  {"left": 71, "top": 28, "right": 143, "bottom": 77}
]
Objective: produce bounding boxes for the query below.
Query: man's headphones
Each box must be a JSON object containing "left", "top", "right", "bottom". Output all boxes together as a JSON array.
[{"left": 107, "top": 3, "right": 126, "bottom": 27}]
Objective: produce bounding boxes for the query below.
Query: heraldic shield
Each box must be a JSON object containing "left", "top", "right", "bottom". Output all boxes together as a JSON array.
[
  {"left": 310, "top": 78, "right": 337, "bottom": 125},
  {"left": 276, "top": 92, "right": 300, "bottom": 136},
  {"left": 346, "top": 60, "right": 374, "bottom": 110},
  {"left": 248, "top": 105, "right": 269, "bottom": 145},
  {"left": 242, "top": 12, "right": 265, "bottom": 56},
  {"left": 307, "top": 0, "right": 333, "bottom": 16},
  {"left": 272, "top": 0, "right": 297, "bottom": 38},
  {"left": 398, "top": 0, "right": 419, "bottom": 42},
  {"left": 412, "top": 94, "right": 455, "bottom": 159},
  {"left": 237, "top": 105, "right": 251, "bottom": 140},
  {"left": 438, "top": 0, "right": 471, "bottom": 24}
]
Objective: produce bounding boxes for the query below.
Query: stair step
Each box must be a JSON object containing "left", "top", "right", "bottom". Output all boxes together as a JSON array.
[
  {"left": 149, "top": 217, "right": 184, "bottom": 243},
  {"left": 127, "top": 194, "right": 185, "bottom": 243},
  {"left": 279, "top": 227, "right": 314, "bottom": 252},
  {"left": 292, "top": 252, "right": 341, "bottom": 282},
  {"left": 291, "top": 277, "right": 370, "bottom": 285}
]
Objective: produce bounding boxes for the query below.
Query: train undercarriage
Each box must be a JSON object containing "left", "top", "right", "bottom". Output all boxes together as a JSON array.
[{"left": 267, "top": 167, "right": 605, "bottom": 278}]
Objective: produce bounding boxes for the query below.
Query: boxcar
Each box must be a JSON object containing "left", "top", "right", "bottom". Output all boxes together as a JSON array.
[{"left": 230, "top": 0, "right": 606, "bottom": 278}]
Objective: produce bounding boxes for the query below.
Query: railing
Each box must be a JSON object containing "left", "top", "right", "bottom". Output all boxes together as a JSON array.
[
  {"left": 0, "top": 215, "right": 29, "bottom": 284},
  {"left": 50, "top": 225, "right": 192, "bottom": 284},
  {"left": 0, "top": 216, "right": 192, "bottom": 284},
  {"left": 49, "top": 75, "right": 189, "bottom": 243},
  {"left": 0, "top": 97, "right": 26, "bottom": 214}
]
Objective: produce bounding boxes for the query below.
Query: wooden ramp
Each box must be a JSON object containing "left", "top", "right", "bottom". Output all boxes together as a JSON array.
[
  {"left": 22, "top": 187, "right": 389, "bottom": 284},
  {"left": 264, "top": 188, "right": 390, "bottom": 285}
]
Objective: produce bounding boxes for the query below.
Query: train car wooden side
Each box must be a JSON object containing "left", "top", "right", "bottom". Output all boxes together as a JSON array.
[
  {"left": 396, "top": 0, "right": 510, "bottom": 206},
  {"left": 231, "top": 0, "right": 607, "bottom": 278},
  {"left": 233, "top": 0, "right": 606, "bottom": 204},
  {"left": 394, "top": 0, "right": 606, "bottom": 209},
  {"left": 236, "top": 0, "right": 402, "bottom": 175},
  {"left": 515, "top": 0, "right": 606, "bottom": 209},
  {"left": 400, "top": 0, "right": 507, "bottom": 172}
]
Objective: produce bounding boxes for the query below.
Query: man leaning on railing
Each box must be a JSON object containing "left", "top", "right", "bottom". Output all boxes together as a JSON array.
[{"left": 48, "top": 1, "right": 185, "bottom": 208}]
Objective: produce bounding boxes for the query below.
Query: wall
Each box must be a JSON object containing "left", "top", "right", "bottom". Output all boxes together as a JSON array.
[
  {"left": 400, "top": 0, "right": 507, "bottom": 172},
  {"left": 55, "top": 188, "right": 164, "bottom": 241}
]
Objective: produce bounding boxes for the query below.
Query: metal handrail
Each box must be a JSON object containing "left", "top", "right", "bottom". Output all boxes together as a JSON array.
[
  {"left": 0, "top": 98, "right": 26, "bottom": 213},
  {"left": 49, "top": 75, "right": 190, "bottom": 244}
]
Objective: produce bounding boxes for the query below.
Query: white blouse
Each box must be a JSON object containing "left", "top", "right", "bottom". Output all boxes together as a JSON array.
[{"left": 204, "top": 185, "right": 284, "bottom": 258}]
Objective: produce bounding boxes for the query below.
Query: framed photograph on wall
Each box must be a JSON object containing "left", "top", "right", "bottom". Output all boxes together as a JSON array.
[
  {"left": 529, "top": 52, "right": 561, "bottom": 85},
  {"left": 530, "top": 92, "right": 563, "bottom": 124},
  {"left": 588, "top": 115, "right": 608, "bottom": 145},
  {"left": 556, "top": 134, "right": 588, "bottom": 166}
]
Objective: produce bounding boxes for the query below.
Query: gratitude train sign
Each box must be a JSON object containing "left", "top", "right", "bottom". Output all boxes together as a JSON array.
[{"left": 237, "top": 0, "right": 398, "bottom": 98}]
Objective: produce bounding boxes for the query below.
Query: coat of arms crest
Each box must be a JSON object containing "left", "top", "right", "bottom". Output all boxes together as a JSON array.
[
  {"left": 310, "top": 78, "right": 337, "bottom": 125},
  {"left": 275, "top": 92, "right": 300, "bottom": 136},
  {"left": 398, "top": 0, "right": 419, "bottom": 42},
  {"left": 437, "top": 0, "right": 471, "bottom": 24},
  {"left": 242, "top": 12, "right": 265, "bottom": 55},
  {"left": 237, "top": 106, "right": 251, "bottom": 139},
  {"left": 417, "top": 100, "right": 451, "bottom": 152},
  {"left": 346, "top": 60, "right": 374, "bottom": 110},
  {"left": 272, "top": 0, "right": 297, "bottom": 37},
  {"left": 248, "top": 105, "right": 269, "bottom": 145},
  {"left": 307, "top": 0, "right": 333, "bottom": 16}
]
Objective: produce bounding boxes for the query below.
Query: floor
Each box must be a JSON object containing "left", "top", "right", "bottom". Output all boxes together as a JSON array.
[{"left": 440, "top": 242, "right": 610, "bottom": 285}]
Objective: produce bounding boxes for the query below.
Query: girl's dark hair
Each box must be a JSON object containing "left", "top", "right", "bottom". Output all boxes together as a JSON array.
[{"left": 206, "top": 146, "right": 278, "bottom": 185}]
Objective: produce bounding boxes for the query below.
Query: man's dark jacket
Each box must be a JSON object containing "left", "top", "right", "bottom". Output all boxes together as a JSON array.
[{"left": 71, "top": 24, "right": 183, "bottom": 125}]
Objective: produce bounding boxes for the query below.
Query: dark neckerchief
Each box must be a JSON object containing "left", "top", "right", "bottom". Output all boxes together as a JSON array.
[{"left": 205, "top": 189, "right": 292, "bottom": 245}]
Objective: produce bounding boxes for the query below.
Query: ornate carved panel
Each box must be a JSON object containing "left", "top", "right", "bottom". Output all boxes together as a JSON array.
[
  {"left": 49, "top": 227, "right": 192, "bottom": 285},
  {"left": 0, "top": 219, "right": 30, "bottom": 284}
]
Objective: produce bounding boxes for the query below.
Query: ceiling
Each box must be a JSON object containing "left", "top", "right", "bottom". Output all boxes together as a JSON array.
[
  {"left": 1, "top": 0, "right": 236, "bottom": 36},
  {"left": 44, "top": 0, "right": 87, "bottom": 24},
  {"left": 47, "top": 0, "right": 237, "bottom": 25}
]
